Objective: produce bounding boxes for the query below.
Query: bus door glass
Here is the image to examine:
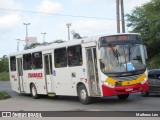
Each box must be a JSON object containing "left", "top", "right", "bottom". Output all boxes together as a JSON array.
[
  {"left": 86, "top": 47, "right": 100, "bottom": 95},
  {"left": 44, "top": 54, "right": 54, "bottom": 93},
  {"left": 17, "top": 58, "right": 24, "bottom": 92}
]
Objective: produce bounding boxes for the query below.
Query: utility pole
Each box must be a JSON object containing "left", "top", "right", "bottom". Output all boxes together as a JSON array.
[
  {"left": 41, "top": 33, "right": 46, "bottom": 43},
  {"left": 23, "top": 23, "right": 31, "bottom": 46},
  {"left": 66, "top": 23, "right": 71, "bottom": 40},
  {"left": 116, "top": 0, "right": 120, "bottom": 33},
  {"left": 116, "top": 0, "right": 125, "bottom": 33},
  {"left": 121, "top": 0, "right": 125, "bottom": 33}
]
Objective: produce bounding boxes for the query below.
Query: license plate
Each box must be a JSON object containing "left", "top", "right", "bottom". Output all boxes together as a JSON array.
[{"left": 126, "top": 88, "right": 133, "bottom": 92}]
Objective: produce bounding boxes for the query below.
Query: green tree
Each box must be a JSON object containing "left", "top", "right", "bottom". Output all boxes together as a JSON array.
[
  {"left": 126, "top": 0, "right": 160, "bottom": 58},
  {"left": 0, "top": 55, "right": 9, "bottom": 72},
  {"left": 24, "top": 43, "right": 42, "bottom": 50},
  {"left": 71, "top": 30, "right": 83, "bottom": 39},
  {"left": 53, "top": 39, "right": 65, "bottom": 43}
]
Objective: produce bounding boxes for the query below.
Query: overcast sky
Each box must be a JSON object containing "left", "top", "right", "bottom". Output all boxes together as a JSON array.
[{"left": 0, "top": 0, "right": 150, "bottom": 57}]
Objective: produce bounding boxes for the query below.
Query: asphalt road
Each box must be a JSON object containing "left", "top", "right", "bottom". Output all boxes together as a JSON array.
[{"left": 0, "top": 81, "right": 160, "bottom": 111}]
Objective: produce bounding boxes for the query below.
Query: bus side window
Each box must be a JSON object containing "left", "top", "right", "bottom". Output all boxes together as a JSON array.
[
  {"left": 32, "top": 52, "right": 42, "bottom": 69},
  {"left": 67, "top": 45, "right": 82, "bottom": 66},
  {"left": 23, "top": 53, "right": 32, "bottom": 70},
  {"left": 10, "top": 56, "right": 16, "bottom": 71},
  {"left": 54, "top": 48, "right": 67, "bottom": 68}
]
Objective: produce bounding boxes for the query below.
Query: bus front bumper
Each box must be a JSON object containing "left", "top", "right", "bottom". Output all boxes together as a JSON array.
[{"left": 102, "top": 81, "right": 148, "bottom": 97}]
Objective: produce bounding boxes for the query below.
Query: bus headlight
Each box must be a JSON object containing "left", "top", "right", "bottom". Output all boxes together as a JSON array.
[
  {"left": 141, "top": 78, "right": 147, "bottom": 84},
  {"left": 103, "top": 82, "right": 115, "bottom": 88}
]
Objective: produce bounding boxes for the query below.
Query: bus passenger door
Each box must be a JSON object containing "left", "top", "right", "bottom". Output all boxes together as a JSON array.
[
  {"left": 44, "top": 54, "right": 54, "bottom": 93},
  {"left": 17, "top": 58, "right": 24, "bottom": 92},
  {"left": 86, "top": 47, "right": 100, "bottom": 95}
]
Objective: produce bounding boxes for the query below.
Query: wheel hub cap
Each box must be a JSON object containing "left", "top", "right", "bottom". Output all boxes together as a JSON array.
[{"left": 80, "top": 89, "right": 86, "bottom": 100}]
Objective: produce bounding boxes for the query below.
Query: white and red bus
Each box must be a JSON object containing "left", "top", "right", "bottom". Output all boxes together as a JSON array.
[{"left": 9, "top": 33, "right": 148, "bottom": 104}]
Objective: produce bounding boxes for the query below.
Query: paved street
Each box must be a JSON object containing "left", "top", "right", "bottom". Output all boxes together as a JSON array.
[{"left": 0, "top": 81, "right": 160, "bottom": 111}]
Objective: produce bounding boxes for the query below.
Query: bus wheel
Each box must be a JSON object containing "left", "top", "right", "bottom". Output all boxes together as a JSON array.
[
  {"left": 78, "top": 85, "right": 92, "bottom": 104},
  {"left": 31, "top": 84, "right": 39, "bottom": 99},
  {"left": 117, "top": 94, "right": 129, "bottom": 100},
  {"left": 141, "top": 91, "right": 149, "bottom": 97}
]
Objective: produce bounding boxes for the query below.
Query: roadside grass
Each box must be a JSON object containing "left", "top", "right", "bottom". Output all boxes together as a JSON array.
[
  {"left": 0, "top": 91, "right": 11, "bottom": 100},
  {"left": 0, "top": 72, "right": 9, "bottom": 81}
]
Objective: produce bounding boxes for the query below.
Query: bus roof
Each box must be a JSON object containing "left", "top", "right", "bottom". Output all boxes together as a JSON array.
[{"left": 9, "top": 33, "right": 140, "bottom": 57}]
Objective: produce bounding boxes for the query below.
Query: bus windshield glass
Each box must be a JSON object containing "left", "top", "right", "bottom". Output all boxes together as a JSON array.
[{"left": 100, "top": 43, "right": 146, "bottom": 76}]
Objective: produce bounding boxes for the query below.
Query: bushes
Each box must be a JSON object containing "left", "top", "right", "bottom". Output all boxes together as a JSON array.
[
  {"left": 0, "top": 72, "right": 9, "bottom": 81},
  {"left": 0, "top": 55, "right": 9, "bottom": 73},
  {"left": 147, "top": 53, "right": 160, "bottom": 69},
  {"left": 0, "top": 91, "right": 11, "bottom": 100},
  {"left": 0, "top": 56, "right": 9, "bottom": 81}
]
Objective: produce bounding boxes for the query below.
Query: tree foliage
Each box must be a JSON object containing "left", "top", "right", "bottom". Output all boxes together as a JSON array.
[
  {"left": 0, "top": 55, "right": 9, "bottom": 72},
  {"left": 71, "top": 30, "right": 83, "bottom": 39},
  {"left": 24, "top": 43, "right": 42, "bottom": 50},
  {"left": 126, "top": 0, "right": 160, "bottom": 58},
  {"left": 53, "top": 39, "right": 65, "bottom": 43}
]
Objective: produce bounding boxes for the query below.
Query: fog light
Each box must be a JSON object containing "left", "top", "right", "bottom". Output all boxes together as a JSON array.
[{"left": 103, "top": 81, "right": 115, "bottom": 88}]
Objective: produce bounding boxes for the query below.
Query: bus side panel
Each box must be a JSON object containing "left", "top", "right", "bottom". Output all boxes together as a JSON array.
[
  {"left": 53, "top": 47, "right": 89, "bottom": 96},
  {"left": 70, "top": 66, "right": 87, "bottom": 96},
  {"left": 10, "top": 71, "right": 20, "bottom": 93},
  {"left": 54, "top": 67, "right": 73, "bottom": 96},
  {"left": 23, "top": 70, "right": 47, "bottom": 95},
  {"left": 53, "top": 64, "right": 88, "bottom": 96},
  {"left": 67, "top": 46, "right": 92, "bottom": 96}
]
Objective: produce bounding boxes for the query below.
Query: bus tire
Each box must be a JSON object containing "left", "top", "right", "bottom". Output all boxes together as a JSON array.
[
  {"left": 78, "top": 85, "right": 92, "bottom": 104},
  {"left": 117, "top": 94, "right": 129, "bottom": 100},
  {"left": 31, "top": 84, "right": 39, "bottom": 99},
  {"left": 141, "top": 91, "right": 149, "bottom": 97}
]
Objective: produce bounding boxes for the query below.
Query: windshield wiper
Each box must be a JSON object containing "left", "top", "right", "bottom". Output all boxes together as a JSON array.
[
  {"left": 110, "top": 46, "right": 120, "bottom": 63},
  {"left": 105, "top": 69, "right": 145, "bottom": 77}
]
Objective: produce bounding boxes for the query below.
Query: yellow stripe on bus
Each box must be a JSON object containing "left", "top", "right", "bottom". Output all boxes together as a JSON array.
[
  {"left": 105, "top": 77, "right": 117, "bottom": 85},
  {"left": 105, "top": 73, "right": 146, "bottom": 86}
]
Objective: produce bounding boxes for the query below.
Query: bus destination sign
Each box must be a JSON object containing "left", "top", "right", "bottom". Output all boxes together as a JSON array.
[{"left": 100, "top": 34, "right": 142, "bottom": 46}]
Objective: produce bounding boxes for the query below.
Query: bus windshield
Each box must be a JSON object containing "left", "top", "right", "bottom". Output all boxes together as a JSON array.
[{"left": 100, "top": 44, "right": 146, "bottom": 76}]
